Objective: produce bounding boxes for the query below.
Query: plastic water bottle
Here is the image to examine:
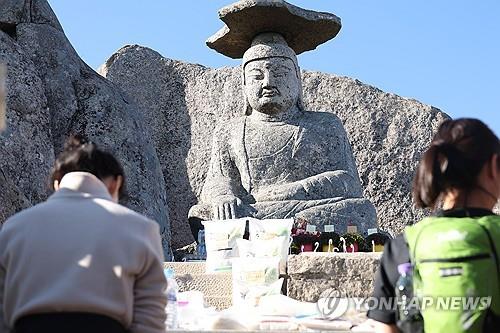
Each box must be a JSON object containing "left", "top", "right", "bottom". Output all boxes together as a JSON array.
[
  {"left": 395, "top": 263, "right": 423, "bottom": 333},
  {"left": 197, "top": 229, "right": 206, "bottom": 258},
  {"left": 164, "top": 268, "right": 179, "bottom": 330}
]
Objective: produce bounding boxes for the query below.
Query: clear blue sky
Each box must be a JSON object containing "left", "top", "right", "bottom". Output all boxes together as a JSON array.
[{"left": 48, "top": 0, "right": 499, "bottom": 136}]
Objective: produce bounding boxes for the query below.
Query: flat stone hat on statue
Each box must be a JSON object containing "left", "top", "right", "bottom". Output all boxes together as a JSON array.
[
  {"left": 188, "top": 0, "right": 378, "bottom": 238},
  {"left": 206, "top": 0, "right": 342, "bottom": 58},
  {"left": 206, "top": 0, "right": 342, "bottom": 116}
]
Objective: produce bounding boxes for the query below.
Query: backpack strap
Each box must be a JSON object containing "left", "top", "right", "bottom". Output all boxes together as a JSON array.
[{"left": 477, "top": 223, "right": 500, "bottom": 283}]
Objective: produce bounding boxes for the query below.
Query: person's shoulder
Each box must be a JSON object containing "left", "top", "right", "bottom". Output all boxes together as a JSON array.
[
  {"left": 1, "top": 201, "right": 52, "bottom": 231},
  {"left": 387, "top": 233, "right": 408, "bottom": 252},
  {"left": 478, "top": 213, "right": 500, "bottom": 234},
  {"left": 381, "top": 233, "right": 410, "bottom": 265},
  {"left": 94, "top": 199, "right": 158, "bottom": 229}
]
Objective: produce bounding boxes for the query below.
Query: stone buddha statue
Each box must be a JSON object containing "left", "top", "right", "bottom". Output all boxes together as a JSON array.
[{"left": 189, "top": 0, "right": 377, "bottom": 235}]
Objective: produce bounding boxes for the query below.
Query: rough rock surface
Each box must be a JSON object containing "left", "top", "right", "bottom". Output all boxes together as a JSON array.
[
  {"left": 101, "top": 45, "right": 449, "bottom": 247},
  {"left": 163, "top": 262, "right": 232, "bottom": 310},
  {"left": 287, "top": 252, "right": 382, "bottom": 301},
  {"left": 0, "top": 0, "right": 171, "bottom": 258},
  {"left": 0, "top": 64, "right": 5, "bottom": 130}
]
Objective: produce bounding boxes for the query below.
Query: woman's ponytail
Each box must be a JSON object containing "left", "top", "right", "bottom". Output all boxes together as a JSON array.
[{"left": 412, "top": 118, "right": 499, "bottom": 209}]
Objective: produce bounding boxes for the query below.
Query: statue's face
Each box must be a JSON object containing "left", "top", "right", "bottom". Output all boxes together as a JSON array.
[{"left": 244, "top": 57, "right": 299, "bottom": 115}]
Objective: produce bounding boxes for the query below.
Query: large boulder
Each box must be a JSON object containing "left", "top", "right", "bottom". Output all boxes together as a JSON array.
[
  {"left": 101, "top": 45, "right": 449, "bottom": 247},
  {"left": 0, "top": 0, "right": 171, "bottom": 258},
  {"left": 0, "top": 19, "right": 54, "bottom": 214}
]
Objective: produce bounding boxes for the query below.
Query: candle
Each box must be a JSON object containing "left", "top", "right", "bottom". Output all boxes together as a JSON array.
[
  {"left": 340, "top": 237, "right": 347, "bottom": 253},
  {"left": 328, "top": 239, "right": 333, "bottom": 252}
]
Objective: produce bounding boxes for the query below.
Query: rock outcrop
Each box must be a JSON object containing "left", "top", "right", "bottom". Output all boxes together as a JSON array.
[
  {"left": 0, "top": 0, "right": 171, "bottom": 258},
  {"left": 101, "top": 45, "right": 449, "bottom": 247},
  {"left": 1, "top": 0, "right": 450, "bottom": 252}
]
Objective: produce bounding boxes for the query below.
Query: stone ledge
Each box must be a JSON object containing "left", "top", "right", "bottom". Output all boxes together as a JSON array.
[
  {"left": 287, "top": 253, "right": 382, "bottom": 302},
  {"left": 164, "top": 262, "right": 207, "bottom": 276},
  {"left": 164, "top": 262, "right": 232, "bottom": 310},
  {"left": 164, "top": 253, "right": 382, "bottom": 308}
]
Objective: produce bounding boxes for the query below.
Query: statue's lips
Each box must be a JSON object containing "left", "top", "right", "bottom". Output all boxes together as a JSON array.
[{"left": 261, "top": 91, "right": 279, "bottom": 98}]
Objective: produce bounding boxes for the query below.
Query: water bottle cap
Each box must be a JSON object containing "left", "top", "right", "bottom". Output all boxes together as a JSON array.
[
  {"left": 164, "top": 268, "right": 174, "bottom": 279},
  {"left": 397, "top": 263, "right": 412, "bottom": 275}
]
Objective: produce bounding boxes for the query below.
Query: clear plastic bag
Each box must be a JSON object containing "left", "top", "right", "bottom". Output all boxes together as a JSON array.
[
  {"left": 231, "top": 257, "right": 282, "bottom": 306},
  {"left": 236, "top": 236, "right": 287, "bottom": 272},
  {"left": 202, "top": 219, "right": 246, "bottom": 273},
  {"left": 248, "top": 219, "right": 293, "bottom": 273}
]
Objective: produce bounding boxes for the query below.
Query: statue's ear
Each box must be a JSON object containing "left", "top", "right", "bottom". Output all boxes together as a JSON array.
[
  {"left": 297, "top": 84, "right": 305, "bottom": 111},
  {"left": 244, "top": 95, "right": 252, "bottom": 115},
  {"left": 296, "top": 69, "right": 305, "bottom": 111},
  {"left": 242, "top": 68, "right": 251, "bottom": 116}
]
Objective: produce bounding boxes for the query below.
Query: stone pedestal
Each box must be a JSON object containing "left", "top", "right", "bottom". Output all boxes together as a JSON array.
[
  {"left": 287, "top": 252, "right": 382, "bottom": 302},
  {"left": 164, "top": 252, "right": 382, "bottom": 310},
  {"left": 163, "top": 262, "right": 232, "bottom": 310}
]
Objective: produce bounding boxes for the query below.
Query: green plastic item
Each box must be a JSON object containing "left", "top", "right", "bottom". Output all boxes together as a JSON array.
[{"left": 405, "top": 215, "right": 500, "bottom": 333}]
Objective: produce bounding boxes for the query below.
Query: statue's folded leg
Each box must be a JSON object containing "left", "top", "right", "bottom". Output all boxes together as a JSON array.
[
  {"left": 249, "top": 198, "right": 377, "bottom": 235},
  {"left": 188, "top": 198, "right": 377, "bottom": 240},
  {"left": 294, "top": 198, "right": 377, "bottom": 235}
]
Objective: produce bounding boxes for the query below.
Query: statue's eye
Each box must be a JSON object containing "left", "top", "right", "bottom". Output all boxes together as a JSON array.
[
  {"left": 273, "top": 71, "right": 287, "bottom": 78},
  {"left": 251, "top": 74, "right": 264, "bottom": 80},
  {"left": 247, "top": 70, "right": 264, "bottom": 80}
]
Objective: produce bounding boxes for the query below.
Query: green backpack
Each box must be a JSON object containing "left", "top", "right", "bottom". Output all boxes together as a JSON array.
[{"left": 405, "top": 215, "right": 500, "bottom": 333}]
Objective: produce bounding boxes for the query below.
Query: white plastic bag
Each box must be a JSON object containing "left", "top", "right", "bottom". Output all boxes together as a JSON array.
[
  {"left": 248, "top": 218, "right": 294, "bottom": 241},
  {"left": 231, "top": 257, "right": 282, "bottom": 306},
  {"left": 248, "top": 218, "right": 293, "bottom": 272},
  {"left": 203, "top": 219, "right": 246, "bottom": 273},
  {"left": 236, "top": 236, "right": 285, "bottom": 258}
]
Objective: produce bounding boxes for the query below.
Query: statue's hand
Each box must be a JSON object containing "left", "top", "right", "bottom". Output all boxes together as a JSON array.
[
  {"left": 253, "top": 182, "right": 307, "bottom": 202},
  {"left": 212, "top": 195, "right": 242, "bottom": 220}
]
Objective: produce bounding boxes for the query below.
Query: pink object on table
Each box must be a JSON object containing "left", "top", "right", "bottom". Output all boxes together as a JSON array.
[
  {"left": 346, "top": 243, "right": 358, "bottom": 252},
  {"left": 302, "top": 243, "right": 313, "bottom": 252}
]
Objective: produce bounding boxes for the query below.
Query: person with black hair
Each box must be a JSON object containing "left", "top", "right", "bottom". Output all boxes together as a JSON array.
[
  {"left": 0, "top": 136, "right": 167, "bottom": 333},
  {"left": 368, "top": 118, "right": 499, "bottom": 333}
]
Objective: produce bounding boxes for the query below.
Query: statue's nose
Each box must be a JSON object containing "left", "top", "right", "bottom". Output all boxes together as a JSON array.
[{"left": 262, "top": 72, "right": 276, "bottom": 87}]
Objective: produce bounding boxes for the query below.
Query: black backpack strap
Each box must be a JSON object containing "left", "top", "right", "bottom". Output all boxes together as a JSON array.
[
  {"left": 477, "top": 223, "right": 500, "bottom": 282},
  {"left": 478, "top": 222, "right": 500, "bottom": 332}
]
